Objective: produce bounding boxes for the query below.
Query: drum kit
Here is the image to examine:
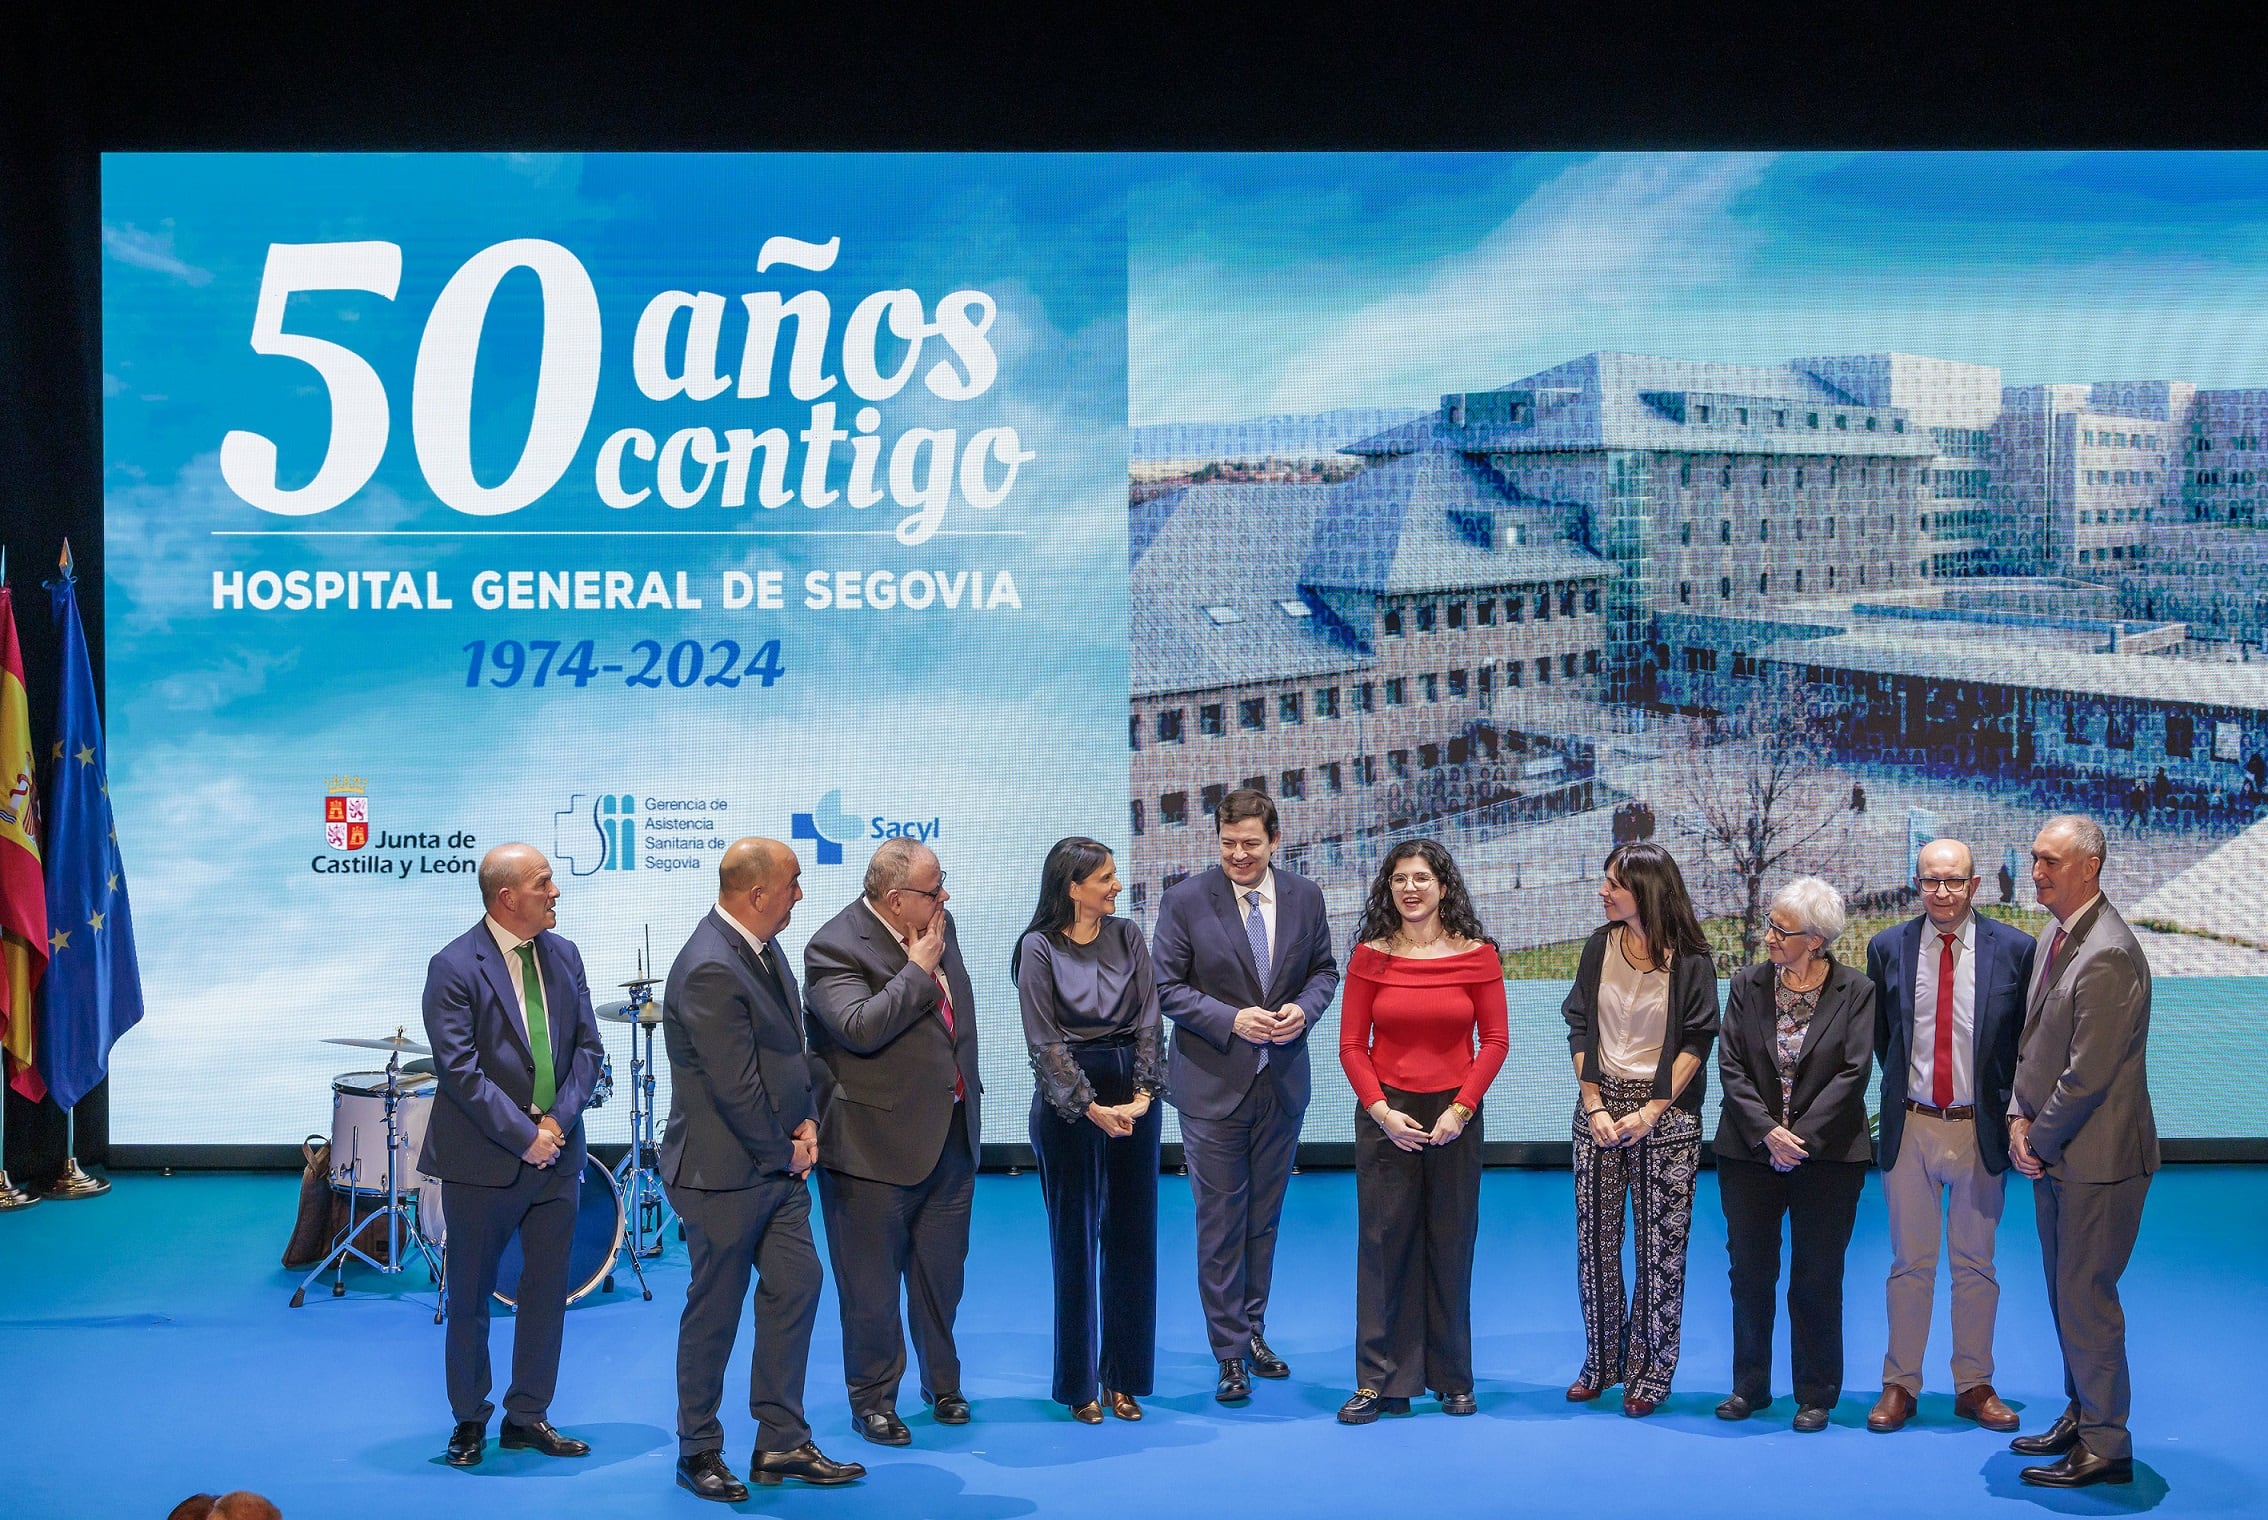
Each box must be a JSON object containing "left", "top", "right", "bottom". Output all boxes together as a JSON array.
[{"left": 292, "top": 953, "right": 677, "bottom": 1315}]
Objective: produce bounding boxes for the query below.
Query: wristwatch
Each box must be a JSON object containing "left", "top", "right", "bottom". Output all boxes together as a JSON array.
[{"left": 1450, "top": 1102, "right": 1475, "bottom": 1123}]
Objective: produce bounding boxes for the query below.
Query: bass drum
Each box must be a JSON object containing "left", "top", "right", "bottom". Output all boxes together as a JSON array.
[{"left": 492, "top": 1155, "right": 627, "bottom": 1308}]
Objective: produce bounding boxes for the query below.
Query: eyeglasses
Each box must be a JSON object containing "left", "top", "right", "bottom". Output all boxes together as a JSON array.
[
  {"left": 1762, "top": 922, "right": 1813, "bottom": 941},
  {"left": 894, "top": 875, "right": 947, "bottom": 901},
  {"left": 1915, "top": 877, "right": 1975, "bottom": 895}
]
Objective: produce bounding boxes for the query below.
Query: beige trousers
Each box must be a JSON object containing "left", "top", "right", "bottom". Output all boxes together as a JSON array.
[{"left": 1880, "top": 1108, "right": 2005, "bottom": 1393}]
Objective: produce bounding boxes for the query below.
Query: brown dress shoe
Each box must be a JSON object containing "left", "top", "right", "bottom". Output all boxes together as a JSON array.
[
  {"left": 1867, "top": 1385, "right": 1916, "bottom": 1432},
  {"left": 1103, "top": 1390, "right": 1142, "bottom": 1421},
  {"left": 1954, "top": 1384, "right": 2020, "bottom": 1432},
  {"left": 1566, "top": 1374, "right": 1617, "bottom": 1402}
]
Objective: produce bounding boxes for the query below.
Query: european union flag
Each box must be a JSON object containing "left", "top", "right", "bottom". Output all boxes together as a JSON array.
[{"left": 36, "top": 546, "right": 142, "bottom": 1112}]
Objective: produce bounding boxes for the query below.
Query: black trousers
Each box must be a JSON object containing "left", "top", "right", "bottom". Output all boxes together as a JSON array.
[
  {"left": 817, "top": 1103, "right": 976, "bottom": 1415},
  {"left": 1180, "top": 1073, "right": 1302, "bottom": 1362},
  {"left": 1717, "top": 1155, "right": 1867, "bottom": 1409},
  {"left": 441, "top": 1157, "right": 579, "bottom": 1426},
  {"left": 1029, "top": 1040, "right": 1160, "bottom": 1406},
  {"left": 666, "top": 1172, "right": 821, "bottom": 1457},
  {"left": 1354, "top": 1086, "right": 1482, "bottom": 1398}
]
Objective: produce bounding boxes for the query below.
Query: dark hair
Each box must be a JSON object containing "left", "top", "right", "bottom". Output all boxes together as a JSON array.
[
  {"left": 1215, "top": 788, "right": 1278, "bottom": 838},
  {"left": 1010, "top": 836, "right": 1114, "bottom": 979},
  {"left": 1355, "top": 839, "right": 1493, "bottom": 950},
  {"left": 1602, "top": 841, "right": 1710, "bottom": 962}
]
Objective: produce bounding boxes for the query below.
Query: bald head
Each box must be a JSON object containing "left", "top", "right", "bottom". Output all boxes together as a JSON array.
[
  {"left": 718, "top": 837, "right": 802, "bottom": 941},
  {"left": 1916, "top": 838, "right": 1975, "bottom": 880},
  {"left": 479, "top": 843, "right": 559, "bottom": 938}
]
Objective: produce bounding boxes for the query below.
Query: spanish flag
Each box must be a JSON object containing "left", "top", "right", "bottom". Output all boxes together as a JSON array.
[{"left": 0, "top": 579, "right": 49, "bottom": 1102}]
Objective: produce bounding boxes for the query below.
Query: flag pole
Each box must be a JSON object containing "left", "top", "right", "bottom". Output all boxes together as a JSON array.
[
  {"left": 44, "top": 1106, "right": 107, "bottom": 1199},
  {"left": 0, "top": 540, "right": 29, "bottom": 1212}
]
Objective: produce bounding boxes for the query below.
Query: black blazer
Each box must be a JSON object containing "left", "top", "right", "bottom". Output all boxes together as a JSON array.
[
  {"left": 1714, "top": 959, "right": 1876, "bottom": 1166},
  {"left": 802, "top": 898, "right": 984, "bottom": 1186},
  {"left": 1866, "top": 911, "right": 2033, "bottom": 1174},
  {"left": 1560, "top": 926, "right": 1720, "bottom": 1115},
  {"left": 659, "top": 908, "right": 817, "bottom": 1189}
]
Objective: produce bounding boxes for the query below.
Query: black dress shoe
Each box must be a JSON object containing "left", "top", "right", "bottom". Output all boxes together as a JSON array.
[
  {"left": 2021, "top": 1445, "right": 2132, "bottom": 1489},
  {"left": 752, "top": 1442, "right": 865, "bottom": 1487},
  {"left": 1248, "top": 1333, "right": 1290, "bottom": 1379},
  {"left": 2009, "top": 1405, "right": 2081, "bottom": 1456},
  {"left": 676, "top": 1451, "right": 749, "bottom": 1503},
  {"left": 500, "top": 1419, "right": 590, "bottom": 1457},
  {"left": 444, "top": 1421, "right": 484, "bottom": 1467},
  {"left": 1069, "top": 1400, "right": 1104, "bottom": 1424},
  {"left": 1792, "top": 1405, "right": 1831, "bottom": 1432},
  {"left": 1215, "top": 1358, "right": 1251, "bottom": 1403},
  {"left": 1440, "top": 1391, "right": 1477, "bottom": 1417},
  {"left": 1716, "top": 1394, "right": 1764, "bottom": 1421},
  {"left": 852, "top": 1409, "right": 912, "bottom": 1447},
  {"left": 1336, "top": 1389, "right": 1412, "bottom": 1424},
  {"left": 922, "top": 1389, "right": 972, "bottom": 1425}
]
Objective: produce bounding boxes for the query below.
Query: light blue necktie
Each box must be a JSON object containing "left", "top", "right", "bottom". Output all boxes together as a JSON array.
[{"left": 1246, "top": 889, "right": 1272, "bottom": 1069}]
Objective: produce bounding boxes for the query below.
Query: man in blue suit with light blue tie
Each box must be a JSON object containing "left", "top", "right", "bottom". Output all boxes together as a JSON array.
[
  {"left": 419, "top": 843, "right": 607, "bottom": 1469},
  {"left": 1154, "top": 789, "right": 1339, "bottom": 1403},
  {"left": 1862, "top": 837, "right": 2032, "bottom": 1435}
]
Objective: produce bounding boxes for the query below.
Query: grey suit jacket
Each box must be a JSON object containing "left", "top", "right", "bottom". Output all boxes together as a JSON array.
[
  {"left": 660, "top": 908, "right": 816, "bottom": 1189},
  {"left": 803, "top": 898, "right": 984, "bottom": 1186},
  {"left": 2013, "top": 897, "right": 2159, "bottom": 1184}
]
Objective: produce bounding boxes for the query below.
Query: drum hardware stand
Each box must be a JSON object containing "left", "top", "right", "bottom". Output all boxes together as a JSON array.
[
  {"left": 291, "top": 1028, "right": 440, "bottom": 1308},
  {"left": 609, "top": 929, "right": 666, "bottom": 1300},
  {"left": 44, "top": 1107, "right": 110, "bottom": 1199}
]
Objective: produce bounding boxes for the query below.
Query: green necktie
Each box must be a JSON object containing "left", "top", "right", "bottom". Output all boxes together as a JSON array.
[{"left": 517, "top": 942, "right": 557, "bottom": 1112}]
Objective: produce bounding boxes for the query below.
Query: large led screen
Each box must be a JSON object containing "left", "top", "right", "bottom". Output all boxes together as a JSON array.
[{"left": 103, "top": 152, "right": 2268, "bottom": 1147}]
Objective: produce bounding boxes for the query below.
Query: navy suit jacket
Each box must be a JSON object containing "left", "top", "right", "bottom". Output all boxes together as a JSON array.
[
  {"left": 1154, "top": 865, "right": 1340, "bottom": 1122},
  {"left": 660, "top": 908, "right": 816, "bottom": 1189},
  {"left": 418, "top": 919, "right": 607, "bottom": 1187},
  {"left": 1867, "top": 911, "right": 2033, "bottom": 1174}
]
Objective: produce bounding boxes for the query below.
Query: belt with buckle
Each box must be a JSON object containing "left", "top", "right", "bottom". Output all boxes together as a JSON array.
[{"left": 1904, "top": 1099, "right": 1974, "bottom": 1120}]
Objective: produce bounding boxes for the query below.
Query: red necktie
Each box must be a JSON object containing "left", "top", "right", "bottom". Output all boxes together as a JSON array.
[
  {"left": 2047, "top": 927, "right": 2068, "bottom": 985},
  {"left": 1933, "top": 931, "right": 1956, "bottom": 1109},
  {"left": 904, "top": 936, "right": 964, "bottom": 1101}
]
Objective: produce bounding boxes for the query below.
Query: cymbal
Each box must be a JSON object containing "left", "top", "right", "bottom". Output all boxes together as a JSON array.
[
  {"left": 597, "top": 999, "right": 664, "bottom": 1026},
  {"left": 324, "top": 1033, "right": 433, "bottom": 1055},
  {"left": 618, "top": 975, "right": 660, "bottom": 989}
]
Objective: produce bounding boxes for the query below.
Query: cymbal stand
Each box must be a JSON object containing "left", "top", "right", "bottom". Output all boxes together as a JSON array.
[
  {"left": 614, "top": 934, "right": 672, "bottom": 1277},
  {"left": 291, "top": 1030, "right": 439, "bottom": 1308}
]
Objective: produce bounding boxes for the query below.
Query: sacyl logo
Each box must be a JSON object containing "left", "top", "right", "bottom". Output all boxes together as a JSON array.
[{"left": 792, "top": 789, "right": 864, "bottom": 865}]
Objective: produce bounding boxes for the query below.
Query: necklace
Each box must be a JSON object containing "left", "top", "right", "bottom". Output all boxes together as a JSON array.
[
  {"left": 1776, "top": 958, "right": 1828, "bottom": 993},
  {"left": 1391, "top": 925, "right": 1449, "bottom": 953}
]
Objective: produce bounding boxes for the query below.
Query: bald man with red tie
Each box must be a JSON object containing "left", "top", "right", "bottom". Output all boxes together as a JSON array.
[{"left": 1864, "top": 838, "right": 2032, "bottom": 1436}]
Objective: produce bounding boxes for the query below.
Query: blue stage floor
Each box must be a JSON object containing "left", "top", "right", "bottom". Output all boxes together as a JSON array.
[{"left": 3, "top": 1165, "right": 2255, "bottom": 1519}]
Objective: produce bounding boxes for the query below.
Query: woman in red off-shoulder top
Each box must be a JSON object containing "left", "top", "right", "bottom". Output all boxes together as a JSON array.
[{"left": 1334, "top": 839, "right": 1509, "bottom": 1425}]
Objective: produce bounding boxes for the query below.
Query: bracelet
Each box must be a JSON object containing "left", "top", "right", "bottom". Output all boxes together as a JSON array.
[
  {"left": 1450, "top": 1102, "right": 1475, "bottom": 1123},
  {"left": 1583, "top": 1106, "right": 1608, "bottom": 1118}
]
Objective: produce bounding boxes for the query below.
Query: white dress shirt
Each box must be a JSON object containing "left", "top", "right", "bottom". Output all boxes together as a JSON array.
[
  {"left": 484, "top": 914, "right": 547, "bottom": 1046},
  {"left": 718, "top": 907, "right": 779, "bottom": 977},
  {"left": 1908, "top": 910, "right": 1977, "bottom": 1106}
]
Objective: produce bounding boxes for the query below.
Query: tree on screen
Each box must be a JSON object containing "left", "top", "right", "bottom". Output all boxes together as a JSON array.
[{"left": 1667, "top": 671, "right": 1858, "bottom": 963}]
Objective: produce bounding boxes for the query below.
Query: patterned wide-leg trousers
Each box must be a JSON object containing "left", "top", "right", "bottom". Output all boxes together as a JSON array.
[{"left": 1573, "top": 1075, "right": 1702, "bottom": 1403}]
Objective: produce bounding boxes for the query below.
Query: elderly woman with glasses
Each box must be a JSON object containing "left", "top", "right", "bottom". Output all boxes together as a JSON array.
[{"left": 1713, "top": 876, "right": 1877, "bottom": 1432}]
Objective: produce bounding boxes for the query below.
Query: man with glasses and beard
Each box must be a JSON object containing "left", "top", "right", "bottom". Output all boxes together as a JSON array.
[{"left": 803, "top": 838, "right": 984, "bottom": 1447}]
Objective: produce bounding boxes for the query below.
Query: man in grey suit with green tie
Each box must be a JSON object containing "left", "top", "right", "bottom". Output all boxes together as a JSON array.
[{"left": 2007, "top": 814, "right": 2158, "bottom": 1489}]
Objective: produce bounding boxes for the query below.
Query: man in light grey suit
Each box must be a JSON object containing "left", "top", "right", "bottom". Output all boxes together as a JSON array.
[
  {"left": 803, "top": 838, "right": 984, "bottom": 1447},
  {"left": 2007, "top": 814, "right": 2158, "bottom": 1489}
]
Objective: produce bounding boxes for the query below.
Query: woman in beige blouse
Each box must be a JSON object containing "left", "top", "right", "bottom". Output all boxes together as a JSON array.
[{"left": 1559, "top": 842, "right": 1721, "bottom": 1416}]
